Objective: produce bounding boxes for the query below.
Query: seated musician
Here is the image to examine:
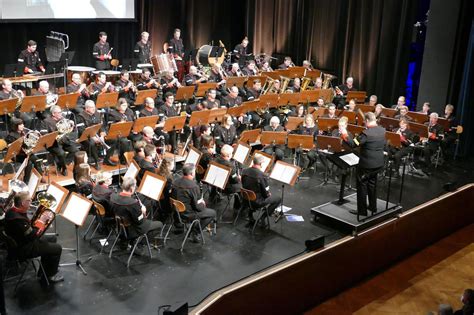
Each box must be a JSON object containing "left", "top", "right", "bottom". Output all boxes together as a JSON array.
[
  {"left": 345, "top": 99, "right": 356, "bottom": 112},
  {"left": 314, "top": 77, "right": 323, "bottom": 89},
  {"left": 233, "top": 37, "right": 249, "bottom": 66},
  {"left": 160, "top": 71, "right": 181, "bottom": 96},
  {"left": 34, "top": 80, "right": 58, "bottom": 118},
  {"left": 89, "top": 72, "right": 115, "bottom": 98},
  {"left": 109, "top": 97, "right": 136, "bottom": 123},
  {"left": 76, "top": 100, "right": 116, "bottom": 168},
  {"left": 334, "top": 76, "right": 356, "bottom": 109},
  {"left": 394, "top": 105, "right": 413, "bottom": 121},
  {"left": 198, "top": 135, "right": 215, "bottom": 174},
  {"left": 156, "top": 157, "right": 174, "bottom": 221},
  {"left": 92, "top": 31, "right": 112, "bottom": 70},
  {"left": 289, "top": 104, "right": 305, "bottom": 118},
  {"left": 391, "top": 96, "right": 406, "bottom": 111},
  {"left": 40, "top": 105, "right": 79, "bottom": 176},
  {"left": 204, "top": 89, "right": 220, "bottom": 109},
  {"left": 17, "top": 40, "right": 45, "bottom": 74},
  {"left": 278, "top": 56, "right": 293, "bottom": 70},
  {"left": 227, "top": 63, "right": 242, "bottom": 77},
  {"left": 222, "top": 86, "right": 243, "bottom": 108},
  {"left": 158, "top": 93, "right": 185, "bottom": 151},
  {"left": 134, "top": 31, "right": 152, "bottom": 64},
  {"left": 73, "top": 150, "right": 88, "bottom": 179},
  {"left": 441, "top": 104, "right": 457, "bottom": 159},
  {"left": 138, "top": 97, "right": 168, "bottom": 147},
  {"left": 136, "top": 68, "right": 160, "bottom": 90},
  {"left": 171, "top": 163, "right": 217, "bottom": 243},
  {"left": 214, "top": 114, "right": 237, "bottom": 153},
  {"left": 375, "top": 104, "right": 385, "bottom": 120},
  {"left": 316, "top": 97, "right": 326, "bottom": 108},
  {"left": 5, "top": 118, "right": 43, "bottom": 182},
  {"left": 110, "top": 177, "right": 163, "bottom": 243},
  {"left": 0, "top": 79, "right": 34, "bottom": 128},
  {"left": 245, "top": 79, "right": 261, "bottom": 101},
  {"left": 262, "top": 116, "right": 285, "bottom": 161},
  {"left": 74, "top": 163, "right": 94, "bottom": 197},
  {"left": 418, "top": 102, "right": 431, "bottom": 115},
  {"left": 208, "top": 64, "right": 227, "bottom": 90},
  {"left": 137, "top": 144, "right": 157, "bottom": 185},
  {"left": 214, "top": 144, "right": 242, "bottom": 209},
  {"left": 115, "top": 71, "right": 136, "bottom": 104},
  {"left": 260, "top": 60, "right": 273, "bottom": 72},
  {"left": 291, "top": 78, "right": 301, "bottom": 93},
  {"left": 185, "top": 66, "right": 207, "bottom": 86},
  {"left": 133, "top": 140, "right": 147, "bottom": 163},
  {"left": 5, "top": 191, "right": 63, "bottom": 283},
  {"left": 369, "top": 95, "right": 378, "bottom": 107},
  {"left": 92, "top": 171, "right": 114, "bottom": 217},
  {"left": 241, "top": 155, "right": 282, "bottom": 225},
  {"left": 66, "top": 73, "right": 90, "bottom": 113},
  {"left": 321, "top": 103, "right": 338, "bottom": 120},
  {"left": 302, "top": 60, "right": 313, "bottom": 70},
  {"left": 422, "top": 112, "right": 444, "bottom": 171},
  {"left": 297, "top": 114, "right": 319, "bottom": 169},
  {"left": 192, "top": 124, "right": 211, "bottom": 150},
  {"left": 388, "top": 117, "right": 414, "bottom": 178},
  {"left": 242, "top": 60, "right": 258, "bottom": 76}
]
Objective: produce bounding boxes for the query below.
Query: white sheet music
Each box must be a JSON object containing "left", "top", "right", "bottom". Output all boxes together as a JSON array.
[
  {"left": 138, "top": 175, "right": 165, "bottom": 201},
  {"left": 204, "top": 164, "right": 229, "bottom": 190},
  {"left": 62, "top": 194, "right": 92, "bottom": 226},
  {"left": 46, "top": 184, "right": 67, "bottom": 213},
  {"left": 27, "top": 171, "right": 40, "bottom": 198},
  {"left": 124, "top": 161, "right": 139, "bottom": 179},
  {"left": 250, "top": 153, "right": 271, "bottom": 172},
  {"left": 270, "top": 162, "right": 297, "bottom": 185},
  {"left": 232, "top": 144, "right": 250, "bottom": 164},
  {"left": 185, "top": 148, "right": 201, "bottom": 166},
  {"left": 14, "top": 158, "right": 28, "bottom": 180},
  {"left": 339, "top": 153, "right": 359, "bottom": 166}
]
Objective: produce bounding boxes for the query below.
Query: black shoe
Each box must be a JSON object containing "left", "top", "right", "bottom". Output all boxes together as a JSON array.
[
  {"left": 190, "top": 233, "right": 202, "bottom": 243},
  {"left": 245, "top": 218, "right": 256, "bottom": 228},
  {"left": 349, "top": 210, "right": 367, "bottom": 216},
  {"left": 94, "top": 163, "right": 101, "bottom": 171},
  {"left": 104, "top": 159, "right": 117, "bottom": 166},
  {"left": 369, "top": 208, "right": 377, "bottom": 214}
]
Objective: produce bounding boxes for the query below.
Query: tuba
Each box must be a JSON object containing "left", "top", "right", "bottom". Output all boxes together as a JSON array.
[
  {"left": 31, "top": 192, "right": 57, "bottom": 238},
  {"left": 261, "top": 77, "right": 275, "bottom": 95},
  {"left": 322, "top": 73, "right": 336, "bottom": 89},
  {"left": 301, "top": 77, "right": 312, "bottom": 91},
  {"left": 23, "top": 130, "right": 41, "bottom": 155},
  {"left": 0, "top": 180, "right": 29, "bottom": 216},
  {"left": 56, "top": 119, "right": 75, "bottom": 141},
  {"left": 279, "top": 76, "right": 291, "bottom": 94}
]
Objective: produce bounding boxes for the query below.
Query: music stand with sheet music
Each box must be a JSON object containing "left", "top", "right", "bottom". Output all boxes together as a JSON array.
[
  {"left": 132, "top": 115, "right": 159, "bottom": 133},
  {"left": 3, "top": 137, "right": 23, "bottom": 166},
  {"left": 124, "top": 159, "right": 140, "bottom": 179},
  {"left": 59, "top": 192, "right": 93, "bottom": 275},
  {"left": 20, "top": 95, "right": 47, "bottom": 129},
  {"left": 249, "top": 150, "right": 274, "bottom": 173},
  {"left": 203, "top": 161, "right": 231, "bottom": 190},
  {"left": 27, "top": 168, "right": 41, "bottom": 199},
  {"left": 163, "top": 115, "right": 187, "bottom": 168},
  {"left": 137, "top": 171, "right": 166, "bottom": 202},
  {"left": 270, "top": 160, "right": 301, "bottom": 222},
  {"left": 45, "top": 181, "right": 69, "bottom": 236},
  {"left": 189, "top": 110, "right": 211, "bottom": 128},
  {"left": 326, "top": 151, "right": 359, "bottom": 205},
  {"left": 232, "top": 142, "right": 251, "bottom": 165},
  {"left": 134, "top": 89, "right": 158, "bottom": 106},
  {"left": 0, "top": 98, "right": 18, "bottom": 132},
  {"left": 175, "top": 86, "right": 195, "bottom": 102},
  {"left": 239, "top": 128, "right": 261, "bottom": 145},
  {"left": 184, "top": 146, "right": 202, "bottom": 166},
  {"left": 106, "top": 121, "right": 133, "bottom": 180},
  {"left": 285, "top": 117, "right": 304, "bottom": 131}
]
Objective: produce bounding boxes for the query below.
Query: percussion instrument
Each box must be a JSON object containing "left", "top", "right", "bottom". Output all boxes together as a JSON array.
[
  {"left": 128, "top": 70, "right": 142, "bottom": 84},
  {"left": 151, "top": 54, "right": 177, "bottom": 74},
  {"left": 196, "top": 45, "right": 225, "bottom": 66},
  {"left": 67, "top": 66, "right": 96, "bottom": 84}
]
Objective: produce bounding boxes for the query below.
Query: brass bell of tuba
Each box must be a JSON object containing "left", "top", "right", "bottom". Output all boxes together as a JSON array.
[{"left": 31, "top": 192, "right": 57, "bottom": 237}]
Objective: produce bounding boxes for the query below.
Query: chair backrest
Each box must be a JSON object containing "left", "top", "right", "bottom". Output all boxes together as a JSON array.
[
  {"left": 170, "top": 198, "right": 186, "bottom": 213},
  {"left": 123, "top": 151, "right": 135, "bottom": 165},
  {"left": 92, "top": 200, "right": 107, "bottom": 217},
  {"left": 196, "top": 164, "right": 205, "bottom": 175},
  {"left": 240, "top": 188, "right": 257, "bottom": 202},
  {"left": 110, "top": 59, "right": 120, "bottom": 68}
]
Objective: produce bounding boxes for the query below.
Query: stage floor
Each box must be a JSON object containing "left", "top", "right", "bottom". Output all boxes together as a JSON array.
[{"left": 2, "top": 157, "right": 474, "bottom": 314}]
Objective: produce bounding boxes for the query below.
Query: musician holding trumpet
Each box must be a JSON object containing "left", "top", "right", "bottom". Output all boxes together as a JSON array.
[{"left": 5, "top": 191, "right": 64, "bottom": 283}]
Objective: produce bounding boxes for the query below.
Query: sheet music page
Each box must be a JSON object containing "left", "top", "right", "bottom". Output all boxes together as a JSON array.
[
  {"left": 205, "top": 165, "right": 229, "bottom": 189},
  {"left": 233, "top": 144, "right": 250, "bottom": 164},
  {"left": 185, "top": 149, "right": 200, "bottom": 166},
  {"left": 124, "top": 162, "right": 139, "bottom": 179},
  {"left": 46, "top": 185, "right": 66, "bottom": 213},
  {"left": 139, "top": 175, "right": 164, "bottom": 201},
  {"left": 14, "top": 158, "right": 28, "bottom": 180},
  {"left": 27, "top": 171, "right": 40, "bottom": 198},
  {"left": 339, "top": 153, "right": 359, "bottom": 166},
  {"left": 270, "top": 163, "right": 296, "bottom": 185},
  {"left": 62, "top": 194, "right": 91, "bottom": 226}
]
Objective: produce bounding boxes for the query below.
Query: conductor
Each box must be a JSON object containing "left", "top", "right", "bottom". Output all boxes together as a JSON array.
[{"left": 341, "top": 112, "right": 386, "bottom": 216}]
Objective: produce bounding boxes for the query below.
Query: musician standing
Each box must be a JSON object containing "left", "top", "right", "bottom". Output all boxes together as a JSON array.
[
  {"left": 5, "top": 191, "right": 63, "bottom": 283},
  {"left": 341, "top": 112, "right": 386, "bottom": 216},
  {"left": 134, "top": 31, "right": 152, "bottom": 64},
  {"left": 17, "top": 40, "right": 45, "bottom": 74},
  {"left": 169, "top": 28, "right": 184, "bottom": 59},
  {"left": 233, "top": 37, "right": 249, "bottom": 67},
  {"left": 92, "top": 31, "right": 112, "bottom": 70}
]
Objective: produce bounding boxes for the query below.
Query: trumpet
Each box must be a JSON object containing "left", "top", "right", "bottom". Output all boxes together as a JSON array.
[
  {"left": 31, "top": 192, "right": 57, "bottom": 238},
  {"left": 94, "top": 135, "right": 111, "bottom": 150}
]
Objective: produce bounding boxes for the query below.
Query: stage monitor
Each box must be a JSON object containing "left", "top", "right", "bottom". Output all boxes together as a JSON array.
[{"left": 0, "top": 0, "right": 135, "bottom": 21}]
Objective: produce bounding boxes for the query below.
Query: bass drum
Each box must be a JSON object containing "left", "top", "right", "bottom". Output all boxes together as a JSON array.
[{"left": 196, "top": 45, "right": 225, "bottom": 67}]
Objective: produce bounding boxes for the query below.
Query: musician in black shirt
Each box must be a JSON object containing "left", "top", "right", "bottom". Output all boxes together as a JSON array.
[
  {"left": 134, "top": 31, "right": 152, "bottom": 64},
  {"left": 92, "top": 31, "right": 112, "bottom": 70},
  {"left": 66, "top": 73, "right": 90, "bottom": 113},
  {"left": 422, "top": 112, "right": 444, "bottom": 171},
  {"left": 214, "top": 114, "right": 237, "bottom": 153},
  {"left": 168, "top": 28, "right": 184, "bottom": 59},
  {"left": 17, "top": 40, "right": 45, "bottom": 74},
  {"left": 263, "top": 116, "right": 285, "bottom": 161},
  {"left": 233, "top": 37, "right": 249, "bottom": 66},
  {"left": 334, "top": 77, "right": 356, "bottom": 109},
  {"left": 297, "top": 114, "right": 319, "bottom": 169},
  {"left": 136, "top": 68, "right": 160, "bottom": 90}
]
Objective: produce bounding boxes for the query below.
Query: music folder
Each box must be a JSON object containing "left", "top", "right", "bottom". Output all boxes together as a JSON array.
[
  {"left": 61, "top": 192, "right": 93, "bottom": 227},
  {"left": 137, "top": 171, "right": 166, "bottom": 202},
  {"left": 203, "top": 161, "right": 231, "bottom": 190},
  {"left": 46, "top": 181, "right": 69, "bottom": 213},
  {"left": 27, "top": 168, "right": 41, "bottom": 199},
  {"left": 124, "top": 160, "right": 140, "bottom": 179},
  {"left": 269, "top": 160, "right": 301, "bottom": 186},
  {"left": 232, "top": 142, "right": 251, "bottom": 165},
  {"left": 184, "top": 146, "right": 202, "bottom": 166}
]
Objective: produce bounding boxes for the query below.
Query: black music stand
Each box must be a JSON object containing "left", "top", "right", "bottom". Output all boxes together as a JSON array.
[
  {"left": 316, "top": 135, "right": 343, "bottom": 187},
  {"left": 269, "top": 160, "right": 300, "bottom": 223},
  {"left": 326, "top": 151, "right": 359, "bottom": 205},
  {"left": 106, "top": 121, "right": 133, "bottom": 182},
  {"left": 287, "top": 134, "right": 314, "bottom": 180},
  {"left": 3, "top": 63, "right": 23, "bottom": 78}
]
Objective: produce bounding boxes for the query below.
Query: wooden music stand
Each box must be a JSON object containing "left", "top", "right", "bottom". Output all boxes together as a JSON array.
[
  {"left": 189, "top": 110, "right": 211, "bottom": 127},
  {"left": 346, "top": 91, "right": 366, "bottom": 104},
  {"left": 208, "top": 108, "right": 227, "bottom": 124},
  {"left": 239, "top": 128, "right": 261, "bottom": 144},
  {"left": 319, "top": 89, "right": 333, "bottom": 104},
  {"left": 46, "top": 181, "right": 69, "bottom": 213},
  {"left": 132, "top": 115, "right": 159, "bottom": 133},
  {"left": 347, "top": 124, "right": 365, "bottom": 136},
  {"left": 250, "top": 150, "right": 274, "bottom": 173},
  {"left": 232, "top": 142, "right": 251, "bottom": 165},
  {"left": 317, "top": 135, "right": 343, "bottom": 153},
  {"left": 137, "top": 171, "right": 166, "bottom": 201},
  {"left": 408, "top": 122, "right": 429, "bottom": 139},
  {"left": 261, "top": 71, "right": 281, "bottom": 80},
  {"left": 313, "top": 107, "right": 328, "bottom": 118},
  {"left": 32, "top": 132, "right": 58, "bottom": 154},
  {"left": 225, "top": 76, "right": 247, "bottom": 88},
  {"left": 406, "top": 111, "right": 429, "bottom": 124},
  {"left": 245, "top": 76, "right": 267, "bottom": 87},
  {"left": 270, "top": 160, "right": 301, "bottom": 186},
  {"left": 175, "top": 86, "right": 195, "bottom": 101},
  {"left": 299, "top": 90, "right": 319, "bottom": 104},
  {"left": 77, "top": 123, "right": 102, "bottom": 143},
  {"left": 381, "top": 108, "right": 397, "bottom": 118},
  {"left": 184, "top": 145, "right": 202, "bottom": 166},
  {"left": 57, "top": 93, "right": 80, "bottom": 110},
  {"left": 356, "top": 104, "right": 375, "bottom": 113},
  {"left": 304, "top": 69, "right": 322, "bottom": 79},
  {"left": 20, "top": 95, "right": 47, "bottom": 113},
  {"left": 278, "top": 93, "right": 300, "bottom": 106},
  {"left": 196, "top": 83, "right": 217, "bottom": 97},
  {"left": 285, "top": 117, "right": 304, "bottom": 131},
  {"left": 134, "top": 89, "right": 158, "bottom": 105},
  {"left": 436, "top": 118, "right": 450, "bottom": 132},
  {"left": 3, "top": 137, "right": 23, "bottom": 164},
  {"left": 203, "top": 161, "right": 231, "bottom": 190},
  {"left": 259, "top": 94, "right": 279, "bottom": 109},
  {"left": 286, "top": 67, "right": 306, "bottom": 78},
  {"left": 338, "top": 110, "right": 357, "bottom": 124},
  {"left": 385, "top": 131, "right": 402, "bottom": 148},
  {"left": 317, "top": 118, "right": 338, "bottom": 133},
  {"left": 124, "top": 159, "right": 140, "bottom": 179},
  {"left": 260, "top": 131, "right": 287, "bottom": 146},
  {"left": 287, "top": 134, "right": 314, "bottom": 150},
  {"left": 379, "top": 116, "right": 400, "bottom": 131},
  {"left": 106, "top": 121, "right": 133, "bottom": 140},
  {"left": 163, "top": 115, "right": 186, "bottom": 132},
  {"left": 227, "top": 105, "right": 247, "bottom": 117},
  {"left": 27, "top": 168, "right": 42, "bottom": 199},
  {"left": 243, "top": 100, "right": 262, "bottom": 113},
  {"left": 0, "top": 98, "right": 18, "bottom": 131},
  {"left": 96, "top": 91, "right": 119, "bottom": 109}
]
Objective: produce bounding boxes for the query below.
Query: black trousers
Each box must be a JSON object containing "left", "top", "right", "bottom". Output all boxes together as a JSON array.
[
  {"left": 263, "top": 145, "right": 285, "bottom": 161},
  {"left": 17, "top": 235, "right": 62, "bottom": 277},
  {"left": 49, "top": 138, "right": 79, "bottom": 169},
  {"left": 251, "top": 195, "right": 282, "bottom": 218},
  {"left": 356, "top": 166, "right": 382, "bottom": 214},
  {"left": 184, "top": 208, "right": 216, "bottom": 232}
]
